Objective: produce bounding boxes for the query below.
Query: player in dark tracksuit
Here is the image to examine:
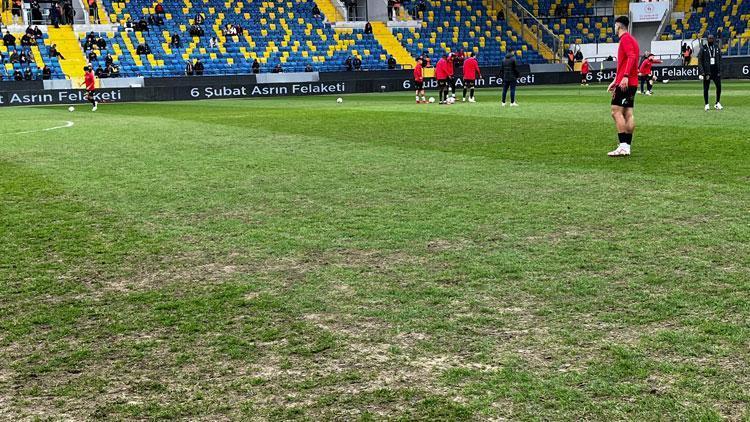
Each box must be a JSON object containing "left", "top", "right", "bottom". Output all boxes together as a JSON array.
[
  {"left": 698, "top": 34, "right": 723, "bottom": 111},
  {"left": 500, "top": 52, "right": 520, "bottom": 106}
]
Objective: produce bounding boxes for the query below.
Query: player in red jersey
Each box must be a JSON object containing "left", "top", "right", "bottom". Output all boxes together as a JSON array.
[
  {"left": 461, "top": 52, "right": 481, "bottom": 102},
  {"left": 607, "top": 16, "right": 639, "bottom": 157},
  {"left": 413, "top": 60, "right": 426, "bottom": 103},
  {"left": 638, "top": 53, "right": 662, "bottom": 95},
  {"left": 580, "top": 59, "right": 590, "bottom": 86},
  {"left": 435, "top": 54, "right": 449, "bottom": 104},
  {"left": 79, "top": 65, "right": 98, "bottom": 111},
  {"left": 445, "top": 52, "right": 456, "bottom": 100}
]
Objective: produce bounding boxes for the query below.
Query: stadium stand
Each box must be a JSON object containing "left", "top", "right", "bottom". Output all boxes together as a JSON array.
[
  {"left": 661, "top": 0, "right": 749, "bottom": 53},
  {"left": 89, "top": 0, "right": 394, "bottom": 76},
  {"left": 515, "top": 0, "right": 616, "bottom": 45},
  {"left": 393, "top": 0, "right": 547, "bottom": 66},
  {"left": 1, "top": 31, "right": 67, "bottom": 81}
]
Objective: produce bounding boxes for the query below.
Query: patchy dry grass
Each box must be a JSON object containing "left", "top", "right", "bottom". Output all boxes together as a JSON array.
[{"left": 1, "top": 83, "right": 749, "bottom": 419}]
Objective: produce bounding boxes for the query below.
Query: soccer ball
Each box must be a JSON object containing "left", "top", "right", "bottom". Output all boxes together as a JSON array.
[
  {"left": 447, "top": 97, "right": 455, "bottom": 104},
  {"left": 336, "top": 97, "right": 343, "bottom": 103},
  {"left": 68, "top": 106, "right": 75, "bottom": 112},
  {"left": 662, "top": 79, "right": 670, "bottom": 84},
  {"left": 428, "top": 97, "right": 435, "bottom": 103}
]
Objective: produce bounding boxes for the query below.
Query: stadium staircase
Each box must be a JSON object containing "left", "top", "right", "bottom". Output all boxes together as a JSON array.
[
  {"left": 392, "top": 0, "right": 547, "bottom": 67},
  {"left": 370, "top": 22, "right": 416, "bottom": 67},
  {"left": 93, "top": 0, "right": 112, "bottom": 24},
  {"left": 315, "top": 0, "right": 345, "bottom": 21},
  {"left": 48, "top": 27, "right": 89, "bottom": 80},
  {"left": 494, "top": 0, "right": 558, "bottom": 61}
]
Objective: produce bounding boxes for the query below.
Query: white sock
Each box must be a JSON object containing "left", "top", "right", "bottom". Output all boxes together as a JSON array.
[
  {"left": 416, "top": 95, "right": 419, "bottom": 101},
  {"left": 421, "top": 96, "right": 425, "bottom": 102}
]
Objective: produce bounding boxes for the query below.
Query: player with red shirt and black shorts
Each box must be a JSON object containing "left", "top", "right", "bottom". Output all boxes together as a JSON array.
[
  {"left": 638, "top": 53, "right": 662, "bottom": 95},
  {"left": 607, "top": 16, "right": 639, "bottom": 157},
  {"left": 79, "top": 65, "right": 98, "bottom": 111},
  {"left": 461, "top": 52, "right": 481, "bottom": 102},
  {"left": 435, "top": 54, "right": 450, "bottom": 104},
  {"left": 446, "top": 52, "right": 456, "bottom": 100},
  {"left": 413, "top": 61, "right": 426, "bottom": 103}
]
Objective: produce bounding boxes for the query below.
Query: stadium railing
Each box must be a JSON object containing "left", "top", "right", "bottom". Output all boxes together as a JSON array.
[{"left": 509, "top": 0, "right": 565, "bottom": 63}]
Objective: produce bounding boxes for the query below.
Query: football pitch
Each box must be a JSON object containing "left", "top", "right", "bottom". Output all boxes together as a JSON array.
[{"left": 1, "top": 81, "right": 749, "bottom": 419}]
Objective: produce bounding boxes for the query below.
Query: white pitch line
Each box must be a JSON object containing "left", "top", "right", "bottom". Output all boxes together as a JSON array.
[{"left": 5, "top": 121, "right": 75, "bottom": 135}]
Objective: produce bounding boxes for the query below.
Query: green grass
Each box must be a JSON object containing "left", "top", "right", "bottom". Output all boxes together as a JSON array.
[{"left": 1, "top": 81, "right": 749, "bottom": 420}]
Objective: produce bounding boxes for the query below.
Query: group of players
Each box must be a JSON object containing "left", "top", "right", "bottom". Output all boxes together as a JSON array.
[
  {"left": 410, "top": 15, "right": 725, "bottom": 158},
  {"left": 412, "top": 51, "right": 482, "bottom": 104}
]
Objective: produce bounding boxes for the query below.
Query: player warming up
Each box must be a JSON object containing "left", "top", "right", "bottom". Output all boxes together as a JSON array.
[
  {"left": 413, "top": 60, "right": 426, "bottom": 104},
  {"left": 607, "top": 16, "right": 639, "bottom": 157},
  {"left": 638, "top": 53, "right": 662, "bottom": 95},
  {"left": 435, "top": 54, "right": 450, "bottom": 105},
  {"left": 79, "top": 66, "right": 98, "bottom": 111},
  {"left": 462, "top": 52, "right": 481, "bottom": 102}
]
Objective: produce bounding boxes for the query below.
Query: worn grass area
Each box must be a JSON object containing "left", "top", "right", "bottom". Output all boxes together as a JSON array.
[{"left": 1, "top": 81, "right": 749, "bottom": 420}]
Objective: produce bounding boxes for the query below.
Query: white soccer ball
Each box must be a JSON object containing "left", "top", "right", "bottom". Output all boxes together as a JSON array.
[
  {"left": 428, "top": 97, "right": 435, "bottom": 103},
  {"left": 68, "top": 106, "right": 75, "bottom": 112},
  {"left": 662, "top": 79, "right": 670, "bottom": 84},
  {"left": 447, "top": 97, "right": 455, "bottom": 104},
  {"left": 336, "top": 97, "right": 343, "bottom": 103}
]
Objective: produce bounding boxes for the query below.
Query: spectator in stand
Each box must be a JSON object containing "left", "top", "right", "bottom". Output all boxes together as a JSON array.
[
  {"left": 416, "top": 0, "right": 426, "bottom": 18},
  {"left": 185, "top": 59, "right": 194, "bottom": 75},
  {"left": 194, "top": 13, "right": 204, "bottom": 25},
  {"left": 387, "top": 0, "right": 394, "bottom": 21},
  {"left": 125, "top": 17, "right": 134, "bottom": 31},
  {"left": 24, "top": 26, "right": 33, "bottom": 38},
  {"left": 96, "top": 36, "right": 106, "bottom": 49},
  {"left": 9, "top": 50, "right": 19, "bottom": 63},
  {"left": 272, "top": 63, "right": 282, "bottom": 73},
  {"left": 30, "top": 0, "right": 43, "bottom": 24},
  {"left": 304, "top": 63, "right": 313, "bottom": 72},
  {"left": 42, "top": 65, "right": 51, "bottom": 80},
  {"left": 683, "top": 44, "right": 692, "bottom": 65},
  {"left": 24, "top": 67, "right": 33, "bottom": 80},
  {"left": 49, "top": 43, "right": 65, "bottom": 59},
  {"left": 605, "top": 55, "right": 614, "bottom": 61},
  {"left": 110, "top": 64, "right": 120, "bottom": 77},
  {"left": 135, "top": 43, "right": 151, "bottom": 55},
  {"left": 252, "top": 59, "right": 260, "bottom": 74},
  {"left": 170, "top": 33, "right": 181, "bottom": 48},
  {"left": 496, "top": 8, "right": 504, "bottom": 21},
  {"left": 137, "top": 17, "right": 148, "bottom": 31},
  {"left": 63, "top": 1, "right": 75, "bottom": 25},
  {"left": 49, "top": 3, "right": 60, "bottom": 27},
  {"left": 87, "top": 49, "right": 97, "bottom": 62},
  {"left": 155, "top": 2, "right": 164, "bottom": 15},
  {"left": 580, "top": 58, "right": 589, "bottom": 85},
  {"left": 311, "top": 4, "right": 321, "bottom": 18},
  {"left": 21, "top": 33, "right": 35, "bottom": 47},
  {"left": 393, "top": 0, "right": 401, "bottom": 20},
  {"left": 345, "top": 55, "right": 353, "bottom": 71},
  {"left": 95, "top": 65, "right": 103, "bottom": 78},
  {"left": 13, "top": 69, "right": 23, "bottom": 81},
  {"left": 194, "top": 58, "right": 204, "bottom": 75},
  {"left": 566, "top": 49, "right": 575, "bottom": 70},
  {"left": 209, "top": 36, "right": 217, "bottom": 48},
  {"left": 33, "top": 26, "right": 43, "bottom": 38},
  {"left": 105, "top": 52, "right": 113, "bottom": 66},
  {"left": 387, "top": 55, "right": 397, "bottom": 69},
  {"left": 364, "top": 22, "right": 372, "bottom": 34},
  {"left": 11, "top": 0, "right": 22, "bottom": 25},
  {"left": 353, "top": 55, "right": 362, "bottom": 70},
  {"left": 574, "top": 49, "right": 583, "bottom": 62},
  {"left": 3, "top": 31, "right": 16, "bottom": 47},
  {"left": 18, "top": 51, "right": 28, "bottom": 64},
  {"left": 88, "top": 0, "right": 100, "bottom": 23},
  {"left": 154, "top": 14, "right": 164, "bottom": 25}
]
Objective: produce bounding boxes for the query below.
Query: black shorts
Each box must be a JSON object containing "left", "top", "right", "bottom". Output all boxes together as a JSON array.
[
  {"left": 414, "top": 80, "right": 424, "bottom": 90},
  {"left": 611, "top": 85, "right": 637, "bottom": 108},
  {"left": 437, "top": 79, "right": 447, "bottom": 87},
  {"left": 464, "top": 79, "right": 475, "bottom": 87}
]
